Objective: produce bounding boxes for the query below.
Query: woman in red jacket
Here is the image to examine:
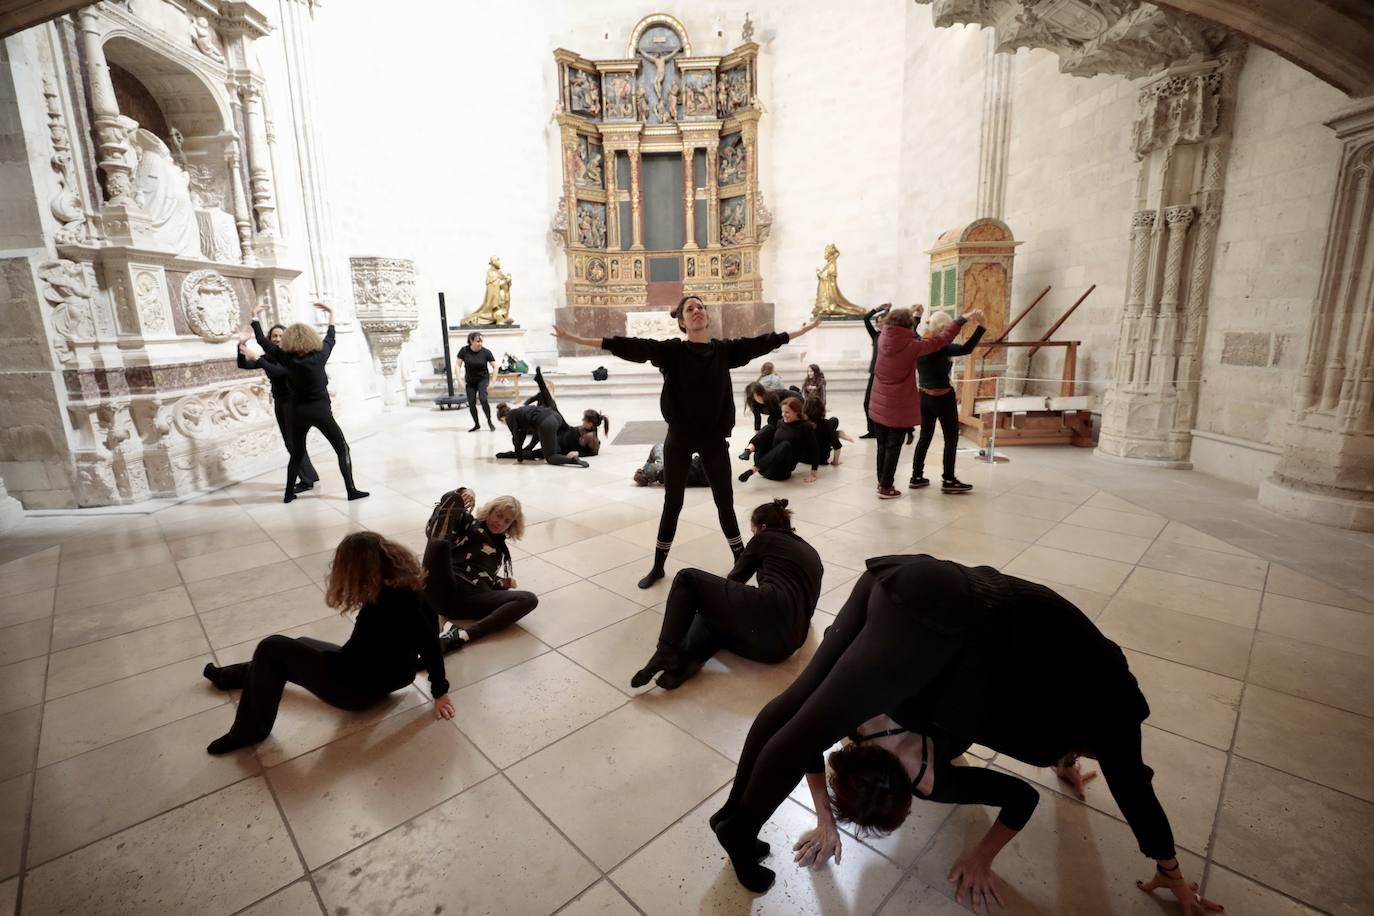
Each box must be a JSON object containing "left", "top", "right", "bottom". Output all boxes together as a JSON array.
[{"left": 866, "top": 306, "right": 983, "bottom": 498}]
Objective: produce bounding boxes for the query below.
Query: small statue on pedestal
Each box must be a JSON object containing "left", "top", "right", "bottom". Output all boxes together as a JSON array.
[
  {"left": 812, "top": 243, "right": 865, "bottom": 318},
  {"left": 462, "top": 256, "right": 514, "bottom": 325}
]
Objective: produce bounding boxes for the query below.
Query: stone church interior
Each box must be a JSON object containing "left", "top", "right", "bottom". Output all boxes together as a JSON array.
[{"left": 0, "top": 1, "right": 1372, "bottom": 913}]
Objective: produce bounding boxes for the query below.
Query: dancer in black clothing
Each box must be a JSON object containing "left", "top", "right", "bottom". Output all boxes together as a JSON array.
[
  {"left": 709, "top": 556, "right": 1218, "bottom": 916},
  {"left": 253, "top": 301, "right": 368, "bottom": 503},
  {"left": 519, "top": 367, "right": 611, "bottom": 457},
  {"left": 859, "top": 304, "right": 890, "bottom": 438},
  {"left": 202, "top": 532, "right": 453, "bottom": 754},
  {"left": 802, "top": 394, "right": 851, "bottom": 467},
  {"left": 912, "top": 311, "right": 985, "bottom": 492},
  {"left": 744, "top": 382, "right": 782, "bottom": 432},
  {"left": 553, "top": 296, "right": 820, "bottom": 588},
  {"left": 634, "top": 443, "right": 709, "bottom": 487},
  {"left": 236, "top": 325, "right": 319, "bottom": 491},
  {"left": 630, "top": 499, "right": 823, "bottom": 690},
  {"left": 495, "top": 400, "right": 589, "bottom": 468},
  {"left": 738, "top": 396, "right": 819, "bottom": 484},
  {"left": 422, "top": 486, "right": 537, "bottom": 651},
  {"left": 456, "top": 331, "right": 497, "bottom": 431}
]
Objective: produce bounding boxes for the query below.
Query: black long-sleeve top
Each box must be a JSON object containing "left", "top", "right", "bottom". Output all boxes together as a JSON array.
[
  {"left": 236, "top": 344, "right": 291, "bottom": 401},
  {"left": 504, "top": 404, "right": 564, "bottom": 455},
  {"left": 424, "top": 488, "right": 511, "bottom": 591},
  {"left": 810, "top": 417, "right": 841, "bottom": 463},
  {"left": 338, "top": 585, "right": 448, "bottom": 699},
  {"left": 601, "top": 333, "right": 789, "bottom": 440},
  {"left": 727, "top": 528, "right": 823, "bottom": 619},
  {"left": 756, "top": 418, "right": 820, "bottom": 471},
  {"left": 916, "top": 325, "right": 986, "bottom": 390},
  {"left": 255, "top": 320, "right": 335, "bottom": 403}
]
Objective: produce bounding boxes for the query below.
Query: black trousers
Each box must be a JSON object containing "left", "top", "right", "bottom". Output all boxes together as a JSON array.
[
  {"left": 872, "top": 422, "right": 910, "bottom": 489},
  {"left": 756, "top": 441, "right": 799, "bottom": 481},
  {"left": 466, "top": 378, "right": 491, "bottom": 425},
  {"left": 749, "top": 399, "right": 766, "bottom": 431},
  {"left": 661, "top": 569, "right": 804, "bottom": 664},
  {"left": 657, "top": 431, "right": 741, "bottom": 556},
  {"left": 286, "top": 398, "right": 359, "bottom": 495},
  {"left": 862, "top": 354, "right": 877, "bottom": 436},
  {"left": 423, "top": 540, "right": 539, "bottom": 640},
  {"left": 913, "top": 390, "right": 960, "bottom": 481},
  {"left": 213, "top": 635, "right": 387, "bottom": 743},
  {"left": 273, "top": 398, "right": 317, "bottom": 483}
]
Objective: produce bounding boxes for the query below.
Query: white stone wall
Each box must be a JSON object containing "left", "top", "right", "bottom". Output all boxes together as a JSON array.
[{"left": 1192, "top": 48, "right": 1346, "bottom": 453}]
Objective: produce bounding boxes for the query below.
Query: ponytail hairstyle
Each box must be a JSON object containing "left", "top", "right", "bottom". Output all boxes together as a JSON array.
[
  {"left": 578, "top": 409, "right": 609, "bottom": 456},
  {"left": 801, "top": 394, "right": 827, "bottom": 424},
  {"left": 671, "top": 295, "right": 704, "bottom": 331},
  {"left": 750, "top": 498, "right": 793, "bottom": 532}
]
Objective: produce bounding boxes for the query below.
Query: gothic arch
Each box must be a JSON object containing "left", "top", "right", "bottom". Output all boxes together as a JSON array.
[{"left": 101, "top": 33, "right": 231, "bottom": 139}]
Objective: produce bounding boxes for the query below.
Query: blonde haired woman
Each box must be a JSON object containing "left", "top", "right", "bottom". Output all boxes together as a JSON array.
[
  {"left": 254, "top": 300, "right": 368, "bottom": 503},
  {"left": 422, "top": 485, "right": 536, "bottom": 652},
  {"left": 911, "top": 310, "right": 985, "bottom": 492}
]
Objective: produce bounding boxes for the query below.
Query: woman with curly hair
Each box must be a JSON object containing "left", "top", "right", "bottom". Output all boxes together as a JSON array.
[
  {"left": 201, "top": 532, "right": 452, "bottom": 754},
  {"left": 422, "top": 485, "right": 536, "bottom": 652}
]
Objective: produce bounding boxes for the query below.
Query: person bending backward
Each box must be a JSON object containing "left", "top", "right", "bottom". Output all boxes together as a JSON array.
[
  {"left": 744, "top": 381, "right": 783, "bottom": 432},
  {"left": 867, "top": 306, "right": 982, "bottom": 499},
  {"left": 709, "top": 555, "right": 1222, "bottom": 916},
  {"left": 456, "top": 331, "right": 497, "bottom": 431},
  {"left": 495, "top": 394, "right": 589, "bottom": 469},
  {"left": 511, "top": 366, "right": 610, "bottom": 459},
  {"left": 911, "top": 310, "right": 985, "bottom": 493},
  {"left": 630, "top": 499, "right": 823, "bottom": 690},
  {"left": 202, "top": 532, "right": 453, "bottom": 754},
  {"left": 738, "top": 396, "right": 820, "bottom": 485},
  {"left": 552, "top": 296, "right": 821, "bottom": 588},
  {"left": 422, "top": 486, "right": 536, "bottom": 653},
  {"left": 236, "top": 324, "right": 319, "bottom": 492},
  {"left": 253, "top": 301, "right": 368, "bottom": 503}
]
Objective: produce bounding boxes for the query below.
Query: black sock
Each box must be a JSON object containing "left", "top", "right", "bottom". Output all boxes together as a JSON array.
[
  {"left": 637, "top": 546, "right": 669, "bottom": 589},
  {"left": 206, "top": 733, "right": 256, "bottom": 755},
  {"left": 738, "top": 469, "right": 754, "bottom": 483},
  {"left": 714, "top": 820, "right": 776, "bottom": 893}
]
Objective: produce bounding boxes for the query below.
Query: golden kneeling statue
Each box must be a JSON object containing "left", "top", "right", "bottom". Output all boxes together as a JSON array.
[
  {"left": 462, "top": 256, "right": 514, "bottom": 325},
  {"left": 812, "top": 243, "right": 865, "bottom": 318}
]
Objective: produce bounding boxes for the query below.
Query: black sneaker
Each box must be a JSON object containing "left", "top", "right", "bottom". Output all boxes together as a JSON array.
[
  {"left": 941, "top": 478, "right": 973, "bottom": 493},
  {"left": 909, "top": 477, "right": 930, "bottom": 489},
  {"left": 439, "top": 627, "right": 467, "bottom": 654},
  {"left": 738, "top": 449, "right": 752, "bottom": 461}
]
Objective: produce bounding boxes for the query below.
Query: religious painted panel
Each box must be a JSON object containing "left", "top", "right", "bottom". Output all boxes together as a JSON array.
[
  {"left": 723, "top": 253, "right": 741, "bottom": 279},
  {"left": 719, "top": 65, "right": 750, "bottom": 116},
  {"left": 576, "top": 201, "right": 607, "bottom": 249},
  {"left": 718, "top": 133, "right": 747, "bottom": 187},
  {"left": 567, "top": 67, "right": 602, "bottom": 118},
  {"left": 682, "top": 71, "right": 715, "bottom": 118},
  {"left": 720, "top": 196, "right": 747, "bottom": 247},
  {"left": 573, "top": 135, "right": 605, "bottom": 189},
  {"left": 635, "top": 24, "right": 686, "bottom": 125},
  {"left": 603, "top": 72, "right": 636, "bottom": 119}
]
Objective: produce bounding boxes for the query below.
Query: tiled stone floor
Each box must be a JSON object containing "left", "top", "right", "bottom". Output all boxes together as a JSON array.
[{"left": 2, "top": 392, "right": 1372, "bottom": 915}]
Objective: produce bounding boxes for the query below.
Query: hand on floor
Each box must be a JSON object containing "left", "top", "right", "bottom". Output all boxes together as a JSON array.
[
  {"left": 792, "top": 823, "right": 842, "bottom": 869},
  {"left": 1136, "top": 872, "right": 1224, "bottom": 914},
  {"left": 433, "top": 694, "right": 455, "bottom": 720},
  {"left": 1052, "top": 757, "right": 1098, "bottom": 800}
]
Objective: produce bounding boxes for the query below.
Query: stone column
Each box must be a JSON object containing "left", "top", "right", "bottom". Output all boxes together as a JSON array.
[
  {"left": 350, "top": 257, "right": 418, "bottom": 407},
  {"left": 706, "top": 141, "right": 720, "bottom": 247},
  {"left": 77, "top": 8, "right": 135, "bottom": 205},
  {"left": 682, "top": 144, "right": 697, "bottom": 249},
  {"left": 741, "top": 120, "right": 758, "bottom": 242},
  {"left": 976, "top": 33, "right": 1013, "bottom": 220},
  {"left": 240, "top": 82, "right": 279, "bottom": 247},
  {"left": 1150, "top": 205, "right": 1195, "bottom": 385},
  {"left": 225, "top": 145, "right": 256, "bottom": 265},
  {"left": 605, "top": 147, "right": 620, "bottom": 249},
  {"left": 1113, "top": 210, "right": 1156, "bottom": 384},
  {"left": 1259, "top": 97, "right": 1374, "bottom": 531},
  {"left": 628, "top": 147, "right": 643, "bottom": 250}
]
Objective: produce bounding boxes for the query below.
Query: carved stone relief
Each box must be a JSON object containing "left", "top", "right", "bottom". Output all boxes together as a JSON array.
[
  {"left": 42, "top": 76, "right": 88, "bottom": 246},
  {"left": 180, "top": 269, "right": 241, "bottom": 341},
  {"left": 37, "top": 259, "right": 95, "bottom": 362},
  {"left": 626, "top": 310, "right": 684, "bottom": 339},
  {"left": 132, "top": 267, "right": 169, "bottom": 333}
]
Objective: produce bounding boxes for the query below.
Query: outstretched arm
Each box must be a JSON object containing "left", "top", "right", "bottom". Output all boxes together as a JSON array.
[
  {"left": 316, "top": 303, "right": 337, "bottom": 361},
  {"left": 946, "top": 324, "right": 986, "bottom": 357},
  {"left": 787, "top": 316, "right": 823, "bottom": 341},
  {"left": 551, "top": 325, "right": 605, "bottom": 350}
]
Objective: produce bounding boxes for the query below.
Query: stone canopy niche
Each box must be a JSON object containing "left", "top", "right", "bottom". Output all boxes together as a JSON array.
[{"left": 552, "top": 14, "right": 773, "bottom": 351}]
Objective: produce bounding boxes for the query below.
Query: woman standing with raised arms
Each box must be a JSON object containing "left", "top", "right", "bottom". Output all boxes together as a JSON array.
[{"left": 553, "top": 296, "right": 820, "bottom": 588}]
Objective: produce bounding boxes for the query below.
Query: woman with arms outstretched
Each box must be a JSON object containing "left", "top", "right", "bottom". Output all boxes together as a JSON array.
[
  {"left": 553, "top": 296, "right": 820, "bottom": 588},
  {"left": 236, "top": 323, "right": 319, "bottom": 492},
  {"left": 709, "top": 554, "right": 1221, "bottom": 916}
]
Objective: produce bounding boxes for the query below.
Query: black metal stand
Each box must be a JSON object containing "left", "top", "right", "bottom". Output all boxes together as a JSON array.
[{"left": 434, "top": 292, "right": 466, "bottom": 410}]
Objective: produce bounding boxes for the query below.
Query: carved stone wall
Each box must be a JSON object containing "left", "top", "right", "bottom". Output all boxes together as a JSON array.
[{"left": 350, "top": 256, "right": 417, "bottom": 405}]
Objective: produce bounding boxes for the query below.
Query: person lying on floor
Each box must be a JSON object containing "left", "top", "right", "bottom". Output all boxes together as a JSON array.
[
  {"left": 202, "top": 532, "right": 453, "bottom": 754},
  {"left": 512, "top": 366, "right": 611, "bottom": 458},
  {"left": 422, "top": 485, "right": 536, "bottom": 653},
  {"left": 708, "top": 554, "right": 1221, "bottom": 916},
  {"left": 630, "top": 499, "right": 822, "bottom": 690},
  {"left": 634, "top": 443, "right": 710, "bottom": 488},
  {"left": 494, "top": 369, "right": 590, "bottom": 468}
]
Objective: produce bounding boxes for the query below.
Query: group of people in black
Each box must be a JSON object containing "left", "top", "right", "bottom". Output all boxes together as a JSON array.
[{"left": 217, "top": 295, "right": 1220, "bottom": 915}]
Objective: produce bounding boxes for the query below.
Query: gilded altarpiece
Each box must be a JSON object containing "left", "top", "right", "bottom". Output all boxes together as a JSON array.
[{"left": 552, "top": 15, "right": 772, "bottom": 350}]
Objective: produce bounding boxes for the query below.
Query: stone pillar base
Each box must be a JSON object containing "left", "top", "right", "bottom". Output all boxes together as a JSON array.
[
  {"left": 1259, "top": 476, "right": 1374, "bottom": 531},
  {"left": 0, "top": 489, "right": 23, "bottom": 531},
  {"left": 1093, "top": 448, "right": 1192, "bottom": 470}
]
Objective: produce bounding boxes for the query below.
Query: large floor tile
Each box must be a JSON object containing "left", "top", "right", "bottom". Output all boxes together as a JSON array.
[
  {"left": 50, "top": 585, "right": 193, "bottom": 650},
  {"left": 1013, "top": 477, "right": 1098, "bottom": 504},
  {"left": 27, "top": 706, "right": 258, "bottom": 865},
  {"left": 1123, "top": 649, "right": 1242, "bottom": 750},
  {"left": 45, "top": 616, "right": 209, "bottom": 699},
  {"left": 1137, "top": 539, "right": 1269, "bottom": 589},
  {"left": 438, "top": 623, "right": 548, "bottom": 690},
  {"left": 542, "top": 533, "right": 653, "bottom": 578},
  {"left": 1201, "top": 866, "right": 1322, "bottom": 915},
  {"left": 911, "top": 782, "right": 1204, "bottom": 916},
  {"left": 987, "top": 492, "right": 1080, "bottom": 523},
  {"left": 184, "top": 559, "right": 311, "bottom": 614},
  {"left": 0, "top": 617, "right": 50, "bottom": 666},
  {"left": 165, "top": 520, "right": 272, "bottom": 561},
  {"left": 1264, "top": 564, "right": 1374, "bottom": 612},
  {"left": 21, "top": 777, "right": 301, "bottom": 916},
  {"left": 1235, "top": 685, "right": 1374, "bottom": 802},
  {"left": 565, "top": 502, "right": 659, "bottom": 535},
  {"left": 517, "top": 578, "right": 644, "bottom": 647},
  {"left": 611, "top": 787, "right": 903, "bottom": 916},
  {"left": 0, "top": 587, "right": 53, "bottom": 629},
  {"left": 510, "top": 704, "right": 733, "bottom": 869},
  {"left": 1259, "top": 592, "right": 1374, "bottom": 658},
  {"left": 266, "top": 520, "right": 362, "bottom": 559},
  {"left": 1096, "top": 595, "right": 1253, "bottom": 679},
  {"left": 561, "top": 610, "right": 668, "bottom": 697},
  {"left": 56, "top": 541, "right": 172, "bottom": 585},
  {"left": 911, "top": 525, "right": 1030, "bottom": 568},
  {"left": 1062, "top": 504, "right": 1167, "bottom": 538},
  {"left": 37, "top": 654, "right": 223, "bottom": 766},
  {"left": 199, "top": 583, "right": 331, "bottom": 649},
  {"left": 877, "top": 875, "right": 976, "bottom": 915},
  {"left": 0, "top": 705, "right": 40, "bottom": 781},
  {"left": 237, "top": 880, "right": 324, "bottom": 916},
  {"left": 271, "top": 705, "right": 494, "bottom": 868},
  {"left": 53, "top": 561, "right": 181, "bottom": 614},
  {"left": 176, "top": 539, "right": 289, "bottom": 583},
  {"left": 509, "top": 554, "right": 582, "bottom": 595},
  {"left": 590, "top": 556, "right": 689, "bottom": 607},
  {"left": 0, "top": 773, "right": 29, "bottom": 879},
  {"left": 949, "top": 504, "right": 1058, "bottom": 541},
  {"left": 0, "top": 656, "right": 45, "bottom": 716},
  {"left": 559, "top": 880, "right": 638, "bottom": 916},
  {"left": 0, "top": 876, "right": 14, "bottom": 916},
  {"left": 1082, "top": 490, "right": 1162, "bottom": 518},
  {"left": 1212, "top": 757, "right": 1374, "bottom": 915},
  {"left": 1004, "top": 545, "right": 1133, "bottom": 595},
  {"left": 640, "top": 654, "right": 799, "bottom": 762},
  {"left": 1117, "top": 567, "right": 1261, "bottom": 628},
  {"left": 518, "top": 518, "right": 602, "bottom": 555},
  {"left": 1155, "top": 520, "right": 1255, "bottom": 557},
  {"left": 1037, "top": 522, "right": 1153, "bottom": 564},
  {"left": 1247, "top": 631, "right": 1374, "bottom": 718},
  {"left": 313, "top": 776, "right": 598, "bottom": 916},
  {"left": 451, "top": 651, "right": 626, "bottom": 767}
]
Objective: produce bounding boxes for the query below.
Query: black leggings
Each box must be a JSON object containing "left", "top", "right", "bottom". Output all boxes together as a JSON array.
[
  {"left": 286, "top": 399, "right": 359, "bottom": 494},
  {"left": 533, "top": 413, "right": 583, "bottom": 466},
  {"left": 209, "top": 635, "right": 388, "bottom": 743},
  {"left": 756, "top": 441, "right": 799, "bottom": 481},
  {"left": 423, "top": 540, "right": 538, "bottom": 640},
  {"left": 273, "top": 398, "right": 317, "bottom": 483},
  {"left": 661, "top": 569, "right": 804, "bottom": 664},
  {"left": 862, "top": 355, "right": 877, "bottom": 436},
  {"left": 656, "top": 432, "right": 741, "bottom": 557},
  {"left": 713, "top": 569, "right": 964, "bottom": 847},
  {"left": 913, "top": 390, "right": 960, "bottom": 481},
  {"left": 872, "top": 422, "right": 910, "bottom": 489},
  {"left": 466, "top": 378, "right": 491, "bottom": 425}
]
